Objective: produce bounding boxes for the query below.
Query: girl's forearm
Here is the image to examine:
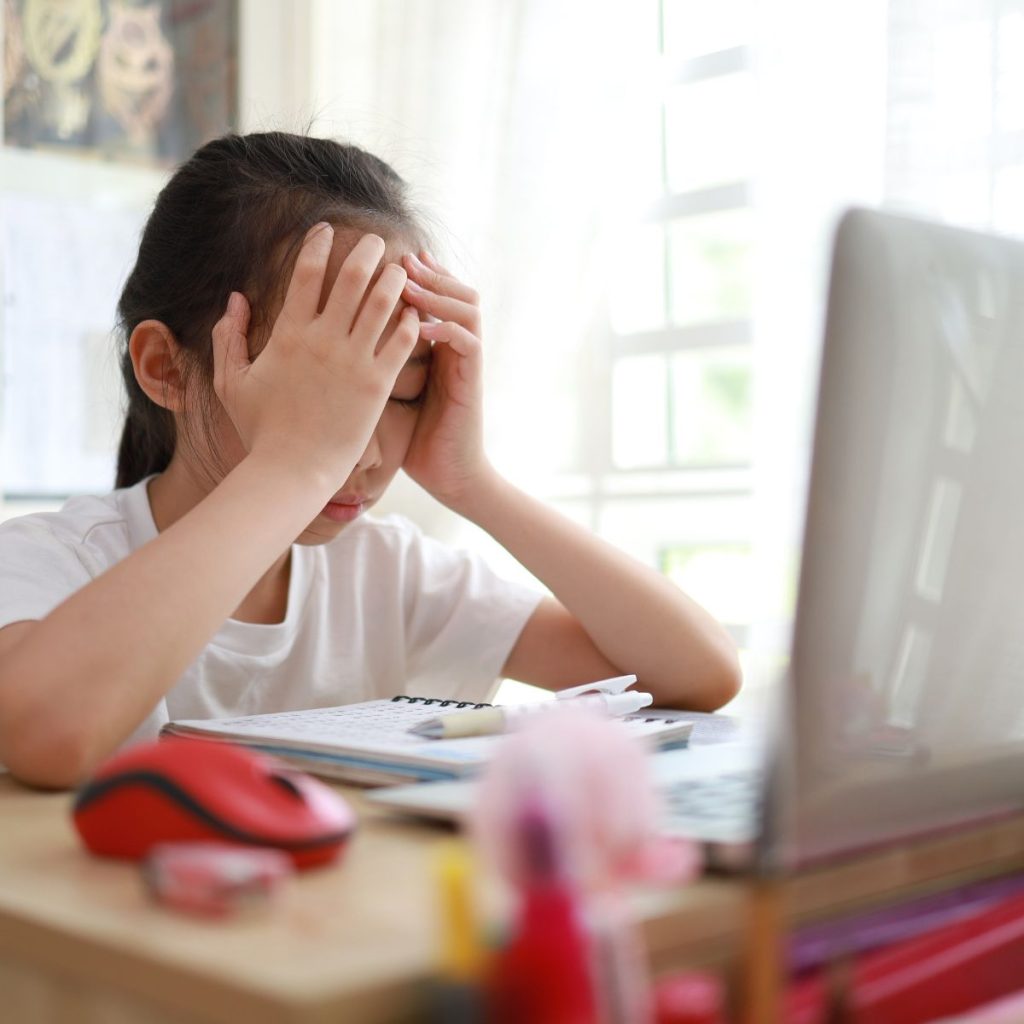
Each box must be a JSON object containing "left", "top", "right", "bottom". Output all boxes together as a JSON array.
[
  {"left": 453, "top": 470, "right": 741, "bottom": 710},
  {"left": 0, "top": 452, "right": 341, "bottom": 786}
]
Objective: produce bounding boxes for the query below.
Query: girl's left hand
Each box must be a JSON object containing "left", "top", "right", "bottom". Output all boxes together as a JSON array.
[{"left": 399, "top": 251, "right": 494, "bottom": 510}]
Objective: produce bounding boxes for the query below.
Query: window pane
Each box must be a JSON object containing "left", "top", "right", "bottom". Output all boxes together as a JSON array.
[
  {"left": 669, "top": 345, "right": 752, "bottom": 465},
  {"left": 934, "top": 19, "right": 993, "bottom": 143},
  {"left": 668, "top": 209, "right": 753, "bottom": 325},
  {"left": 612, "top": 354, "right": 668, "bottom": 468},
  {"left": 993, "top": 164, "right": 1024, "bottom": 235},
  {"left": 665, "top": 73, "right": 754, "bottom": 193},
  {"left": 631, "top": 100, "right": 669, "bottom": 205},
  {"left": 661, "top": 0, "right": 751, "bottom": 59},
  {"left": 597, "top": 495, "right": 752, "bottom": 569},
  {"left": 935, "top": 169, "right": 991, "bottom": 229},
  {"left": 608, "top": 223, "right": 667, "bottom": 334},
  {"left": 998, "top": 11, "right": 1024, "bottom": 134},
  {"left": 661, "top": 542, "right": 753, "bottom": 625},
  {"left": 606, "top": 0, "right": 661, "bottom": 55}
]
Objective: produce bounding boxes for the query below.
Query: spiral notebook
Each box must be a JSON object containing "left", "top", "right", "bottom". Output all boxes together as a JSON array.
[{"left": 160, "top": 695, "right": 694, "bottom": 786}]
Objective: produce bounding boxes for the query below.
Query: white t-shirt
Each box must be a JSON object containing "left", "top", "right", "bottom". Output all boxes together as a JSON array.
[{"left": 0, "top": 478, "right": 542, "bottom": 747}]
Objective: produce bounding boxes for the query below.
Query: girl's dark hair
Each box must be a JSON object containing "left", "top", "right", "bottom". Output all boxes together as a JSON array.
[{"left": 115, "top": 131, "right": 427, "bottom": 488}]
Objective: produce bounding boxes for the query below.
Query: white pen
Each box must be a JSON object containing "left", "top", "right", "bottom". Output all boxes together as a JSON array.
[{"left": 408, "top": 689, "right": 653, "bottom": 740}]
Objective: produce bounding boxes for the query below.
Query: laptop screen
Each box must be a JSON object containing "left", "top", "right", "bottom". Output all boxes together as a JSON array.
[{"left": 769, "top": 209, "right": 1024, "bottom": 868}]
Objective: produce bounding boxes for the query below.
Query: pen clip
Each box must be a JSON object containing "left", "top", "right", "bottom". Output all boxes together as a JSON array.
[{"left": 555, "top": 674, "right": 638, "bottom": 701}]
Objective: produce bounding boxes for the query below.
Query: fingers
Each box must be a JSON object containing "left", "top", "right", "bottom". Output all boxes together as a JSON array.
[
  {"left": 321, "top": 232, "right": 389, "bottom": 332},
  {"left": 402, "top": 280, "right": 481, "bottom": 335},
  {"left": 377, "top": 305, "right": 422, "bottom": 375},
  {"left": 212, "top": 291, "right": 252, "bottom": 400},
  {"left": 419, "top": 319, "right": 480, "bottom": 359},
  {"left": 281, "top": 222, "right": 335, "bottom": 323},
  {"left": 418, "top": 250, "right": 454, "bottom": 277},
  {"left": 401, "top": 250, "right": 481, "bottom": 336},
  {"left": 349, "top": 259, "right": 408, "bottom": 349},
  {"left": 402, "top": 251, "right": 479, "bottom": 306}
]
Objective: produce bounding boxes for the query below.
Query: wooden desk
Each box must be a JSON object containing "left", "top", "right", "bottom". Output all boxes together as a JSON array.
[
  {"left": 2, "top": 773, "right": 1023, "bottom": 1024},
  {"left": 0, "top": 776, "right": 745, "bottom": 1024}
]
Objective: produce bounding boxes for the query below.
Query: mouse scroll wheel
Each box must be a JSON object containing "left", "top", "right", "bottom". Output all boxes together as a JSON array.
[{"left": 269, "top": 773, "right": 306, "bottom": 801}]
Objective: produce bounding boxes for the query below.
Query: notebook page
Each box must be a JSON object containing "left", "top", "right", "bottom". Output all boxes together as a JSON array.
[
  {"left": 164, "top": 699, "right": 693, "bottom": 767},
  {"left": 166, "top": 699, "right": 502, "bottom": 766}
]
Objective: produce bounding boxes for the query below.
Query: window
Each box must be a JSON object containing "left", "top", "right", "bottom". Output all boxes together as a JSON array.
[
  {"left": 500, "top": 1, "right": 758, "bottom": 707},
  {"left": 887, "top": 0, "right": 1024, "bottom": 237},
  {"left": 601, "top": 1, "right": 756, "bottom": 654}
]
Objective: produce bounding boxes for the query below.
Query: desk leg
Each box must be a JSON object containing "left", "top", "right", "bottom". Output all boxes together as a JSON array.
[{"left": 738, "top": 879, "right": 785, "bottom": 1024}]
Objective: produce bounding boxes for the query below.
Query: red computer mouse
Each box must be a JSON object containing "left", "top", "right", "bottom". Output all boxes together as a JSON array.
[{"left": 72, "top": 738, "right": 356, "bottom": 869}]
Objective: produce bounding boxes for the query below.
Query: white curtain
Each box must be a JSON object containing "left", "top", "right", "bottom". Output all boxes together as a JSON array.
[
  {"left": 307, "top": 1, "right": 654, "bottom": 569},
  {"left": 748, "top": 0, "right": 1024, "bottom": 663},
  {"left": 747, "top": 0, "right": 889, "bottom": 663},
  {"left": 306, "top": 1, "right": 1024, "bottom": 680}
]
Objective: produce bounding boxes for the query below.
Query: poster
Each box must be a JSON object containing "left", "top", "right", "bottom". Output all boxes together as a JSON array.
[{"left": 3, "top": 0, "right": 237, "bottom": 166}]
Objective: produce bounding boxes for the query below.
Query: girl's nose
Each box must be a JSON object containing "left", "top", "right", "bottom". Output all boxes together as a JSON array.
[{"left": 355, "top": 429, "right": 383, "bottom": 471}]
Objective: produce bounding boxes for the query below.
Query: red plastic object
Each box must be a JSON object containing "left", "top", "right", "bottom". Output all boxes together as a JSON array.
[
  {"left": 486, "top": 881, "right": 601, "bottom": 1024},
  {"left": 786, "top": 889, "right": 1024, "bottom": 1023},
  {"left": 654, "top": 971, "right": 727, "bottom": 1024},
  {"left": 143, "top": 841, "right": 292, "bottom": 917},
  {"left": 72, "top": 738, "right": 355, "bottom": 869}
]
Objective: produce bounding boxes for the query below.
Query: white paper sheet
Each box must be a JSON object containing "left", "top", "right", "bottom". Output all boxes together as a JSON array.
[{"left": 1, "top": 195, "right": 146, "bottom": 495}]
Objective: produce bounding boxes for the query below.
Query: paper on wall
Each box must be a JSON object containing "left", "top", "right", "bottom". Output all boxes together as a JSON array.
[{"left": 1, "top": 194, "right": 146, "bottom": 496}]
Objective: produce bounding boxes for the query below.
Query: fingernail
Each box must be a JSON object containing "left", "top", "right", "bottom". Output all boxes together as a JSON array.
[
  {"left": 404, "top": 279, "right": 423, "bottom": 293},
  {"left": 227, "top": 291, "right": 243, "bottom": 315},
  {"left": 408, "top": 252, "right": 427, "bottom": 269}
]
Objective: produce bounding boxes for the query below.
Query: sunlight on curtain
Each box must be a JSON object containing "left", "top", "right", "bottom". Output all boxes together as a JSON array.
[
  {"left": 886, "top": 0, "right": 1024, "bottom": 234},
  {"left": 309, "top": 0, "right": 655, "bottom": 545},
  {"left": 747, "top": 0, "right": 888, "bottom": 686},
  {"left": 310, "top": 1, "right": 1024, "bottom": 706}
]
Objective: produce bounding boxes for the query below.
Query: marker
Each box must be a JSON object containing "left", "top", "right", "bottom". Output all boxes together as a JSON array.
[
  {"left": 409, "top": 691, "right": 654, "bottom": 739},
  {"left": 432, "top": 840, "right": 485, "bottom": 1022}
]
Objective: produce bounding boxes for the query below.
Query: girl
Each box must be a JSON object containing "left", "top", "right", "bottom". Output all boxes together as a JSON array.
[{"left": 0, "top": 133, "right": 739, "bottom": 789}]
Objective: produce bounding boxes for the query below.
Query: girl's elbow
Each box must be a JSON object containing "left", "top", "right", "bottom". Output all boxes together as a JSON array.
[
  {"left": 712, "top": 656, "right": 742, "bottom": 709},
  {"left": 654, "top": 648, "right": 741, "bottom": 712},
  {"left": 723, "top": 640, "right": 744, "bottom": 699},
  {"left": 3, "top": 734, "right": 93, "bottom": 790},
  {"left": 0, "top": 708, "right": 95, "bottom": 791},
  {"left": 699, "top": 642, "right": 743, "bottom": 711},
  {"left": 0, "top": 665, "right": 111, "bottom": 789}
]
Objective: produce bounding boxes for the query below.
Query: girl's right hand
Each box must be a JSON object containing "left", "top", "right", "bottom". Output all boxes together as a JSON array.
[{"left": 210, "top": 225, "right": 420, "bottom": 488}]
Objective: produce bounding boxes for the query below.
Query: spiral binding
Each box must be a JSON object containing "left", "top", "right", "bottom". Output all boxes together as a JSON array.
[
  {"left": 390, "top": 694, "right": 675, "bottom": 726},
  {"left": 390, "top": 695, "right": 492, "bottom": 710}
]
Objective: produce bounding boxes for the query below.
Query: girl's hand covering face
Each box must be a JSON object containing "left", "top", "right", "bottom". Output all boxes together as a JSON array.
[
  {"left": 210, "top": 226, "right": 420, "bottom": 486},
  {"left": 398, "top": 251, "right": 493, "bottom": 510}
]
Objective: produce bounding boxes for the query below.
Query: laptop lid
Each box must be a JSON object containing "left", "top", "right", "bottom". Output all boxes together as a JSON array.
[{"left": 763, "top": 208, "right": 1024, "bottom": 871}]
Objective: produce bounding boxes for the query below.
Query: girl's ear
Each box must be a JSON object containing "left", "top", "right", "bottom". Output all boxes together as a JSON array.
[{"left": 129, "top": 320, "right": 186, "bottom": 412}]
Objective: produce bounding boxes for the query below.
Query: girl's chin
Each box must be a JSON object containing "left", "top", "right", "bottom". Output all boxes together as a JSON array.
[{"left": 295, "top": 523, "right": 348, "bottom": 545}]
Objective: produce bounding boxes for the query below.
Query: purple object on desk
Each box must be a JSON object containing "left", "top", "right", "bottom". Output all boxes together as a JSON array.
[{"left": 788, "top": 872, "right": 1024, "bottom": 974}]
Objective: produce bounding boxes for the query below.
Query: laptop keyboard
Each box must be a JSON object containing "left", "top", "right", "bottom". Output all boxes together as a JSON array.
[{"left": 658, "top": 768, "right": 760, "bottom": 840}]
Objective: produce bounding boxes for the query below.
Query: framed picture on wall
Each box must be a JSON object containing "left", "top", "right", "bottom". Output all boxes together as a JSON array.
[{"left": 3, "top": 0, "right": 238, "bottom": 166}]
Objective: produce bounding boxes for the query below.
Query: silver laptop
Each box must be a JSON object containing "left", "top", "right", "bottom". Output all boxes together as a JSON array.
[{"left": 371, "top": 208, "right": 1024, "bottom": 873}]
